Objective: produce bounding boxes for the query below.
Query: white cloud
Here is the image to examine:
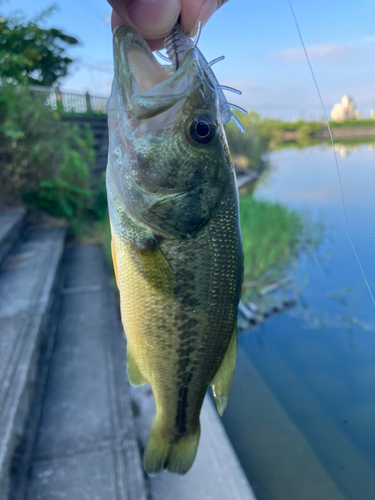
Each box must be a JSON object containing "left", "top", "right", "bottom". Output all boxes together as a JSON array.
[{"left": 271, "top": 44, "right": 352, "bottom": 63}]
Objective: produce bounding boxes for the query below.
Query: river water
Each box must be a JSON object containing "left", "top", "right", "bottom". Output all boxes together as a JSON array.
[{"left": 222, "top": 144, "right": 375, "bottom": 500}]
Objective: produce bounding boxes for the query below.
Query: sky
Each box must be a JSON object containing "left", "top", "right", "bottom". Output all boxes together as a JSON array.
[{"left": 3, "top": 0, "right": 375, "bottom": 120}]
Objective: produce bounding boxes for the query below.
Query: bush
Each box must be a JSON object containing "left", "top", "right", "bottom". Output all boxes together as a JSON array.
[
  {"left": 23, "top": 122, "right": 94, "bottom": 221},
  {"left": 0, "top": 84, "right": 61, "bottom": 193},
  {"left": 0, "top": 84, "right": 104, "bottom": 231}
]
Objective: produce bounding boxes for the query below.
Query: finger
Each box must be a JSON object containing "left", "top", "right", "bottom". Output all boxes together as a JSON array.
[
  {"left": 180, "top": 0, "right": 229, "bottom": 35},
  {"left": 108, "top": 0, "right": 181, "bottom": 40},
  {"left": 111, "top": 10, "right": 125, "bottom": 31},
  {"left": 111, "top": 10, "right": 166, "bottom": 49}
]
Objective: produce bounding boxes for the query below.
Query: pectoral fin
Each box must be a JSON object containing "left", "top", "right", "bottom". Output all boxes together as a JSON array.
[
  {"left": 127, "top": 348, "right": 146, "bottom": 387},
  {"left": 210, "top": 326, "right": 238, "bottom": 416},
  {"left": 136, "top": 241, "right": 176, "bottom": 299},
  {"left": 111, "top": 238, "right": 119, "bottom": 287},
  {"left": 148, "top": 184, "right": 220, "bottom": 238}
]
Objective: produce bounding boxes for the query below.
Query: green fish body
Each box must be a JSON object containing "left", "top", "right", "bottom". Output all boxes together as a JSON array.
[{"left": 106, "top": 26, "right": 243, "bottom": 475}]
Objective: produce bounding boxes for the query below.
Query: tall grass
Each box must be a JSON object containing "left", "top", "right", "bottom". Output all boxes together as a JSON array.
[{"left": 239, "top": 195, "right": 321, "bottom": 293}]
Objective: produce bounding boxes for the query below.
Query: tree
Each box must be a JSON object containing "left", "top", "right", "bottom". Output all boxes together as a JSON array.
[{"left": 0, "top": 6, "right": 79, "bottom": 86}]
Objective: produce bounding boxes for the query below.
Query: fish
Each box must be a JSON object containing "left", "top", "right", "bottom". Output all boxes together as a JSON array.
[{"left": 106, "top": 22, "right": 244, "bottom": 476}]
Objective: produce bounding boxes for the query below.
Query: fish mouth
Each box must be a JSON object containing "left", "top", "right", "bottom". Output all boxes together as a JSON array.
[{"left": 112, "top": 26, "right": 201, "bottom": 120}]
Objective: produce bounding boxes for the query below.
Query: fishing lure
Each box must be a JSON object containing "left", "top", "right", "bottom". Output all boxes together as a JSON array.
[{"left": 158, "top": 21, "right": 247, "bottom": 133}]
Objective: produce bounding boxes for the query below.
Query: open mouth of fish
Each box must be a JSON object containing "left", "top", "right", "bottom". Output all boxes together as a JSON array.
[
  {"left": 112, "top": 23, "right": 246, "bottom": 130},
  {"left": 112, "top": 25, "right": 200, "bottom": 123}
]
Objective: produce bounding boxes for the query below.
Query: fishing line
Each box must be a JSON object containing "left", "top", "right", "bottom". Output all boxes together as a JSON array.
[{"left": 287, "top": 0, "right": 375, "bottom": 308}]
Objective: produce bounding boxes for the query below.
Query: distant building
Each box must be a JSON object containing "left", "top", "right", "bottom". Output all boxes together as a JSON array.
[
  {"left": 330, "top": 95, "right": 359, "bottom": 121},
  {"left": 371, "top": 110, "right": 375, "bottom": 119}
]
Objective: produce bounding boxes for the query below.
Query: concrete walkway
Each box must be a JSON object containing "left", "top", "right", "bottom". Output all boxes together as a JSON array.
[
  {"left": 26, "top": 245, "right": 147, "bottom": 500},
  {"left": 0, "top": 221, "right": 65, "bottom": 498}
]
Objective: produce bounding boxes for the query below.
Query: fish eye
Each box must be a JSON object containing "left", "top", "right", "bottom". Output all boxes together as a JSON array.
[{"left": 187, "top": 113, "right": 217, "bottom": 145}]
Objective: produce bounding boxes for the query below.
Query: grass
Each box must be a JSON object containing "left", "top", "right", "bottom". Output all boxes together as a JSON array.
[
  {"left": 239, "top": 195, "right": 321, "bottom": 294},
  {"left": 271, "top": 136, "right": 375, "bottom": 151},
  {"left": 328, "top": 119, "right": 375, "bottom": 128}
]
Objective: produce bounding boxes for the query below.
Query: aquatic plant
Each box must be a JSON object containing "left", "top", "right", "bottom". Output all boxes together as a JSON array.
[{"left": 239, "top": 195, "right": 322, "bottom": 295}]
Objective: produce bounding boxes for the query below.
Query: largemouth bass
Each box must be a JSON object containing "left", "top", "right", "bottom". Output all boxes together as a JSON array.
[{"left": 106, "top": 23, "right": 244, "bottom": 475}]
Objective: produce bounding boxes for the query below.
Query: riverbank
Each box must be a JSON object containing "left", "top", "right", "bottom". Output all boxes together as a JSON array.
[{"left": 278, "top": 125, "right": 375, "bottom": 142}]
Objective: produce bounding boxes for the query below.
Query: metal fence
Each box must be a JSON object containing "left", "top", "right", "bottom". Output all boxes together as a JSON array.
[{"left": 30, "top": 86, "right": 108, "bottom": 114}]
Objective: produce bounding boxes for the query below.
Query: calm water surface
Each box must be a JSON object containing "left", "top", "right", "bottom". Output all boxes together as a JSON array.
[{"left": 222, "top": 145, "right": 375, "bottom": 500}]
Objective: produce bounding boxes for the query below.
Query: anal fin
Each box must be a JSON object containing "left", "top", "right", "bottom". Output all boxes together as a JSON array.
[
  {"left": 127, "top": 348, "right": 146, "bottom": 387},
  {"left": 210, "top": 326, "right": 238, "bottom": 416}
]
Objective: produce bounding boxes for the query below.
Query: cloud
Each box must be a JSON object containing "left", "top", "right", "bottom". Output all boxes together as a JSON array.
[
  {"left": 362, "top": 36, "right": 375, "bottom": 43},
  {"left": 270, "top": 44, "right": 352, "bottom": 63}
]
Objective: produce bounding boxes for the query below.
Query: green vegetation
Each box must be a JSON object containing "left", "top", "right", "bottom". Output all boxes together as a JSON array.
[
  {"left": 273, "top": 137, "right": 375, "bottom": 151},
  {"left": 328, "top": 119, "right": 375, "bottom": 128},
  {"left": 0, "top": 84, "right": 107, "bottom": 238},
  {"left": 239, "top": 195, "right": 321, "bottom": 295},
  {"left": 0, "top": 5, "right": 107, "bottom": 241},
  {"left": 0, "top": 85, "right": 89, "bottom": 194},
  {"left": 0, "top": 6, "right": 78, "bottom": 86},
  {"left": 333, "top": 138, "right": 375, "bottom": 147}
]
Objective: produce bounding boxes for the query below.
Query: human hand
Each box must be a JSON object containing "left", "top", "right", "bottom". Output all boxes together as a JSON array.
[{"left": 107, "top": 0, "right": 228, "bottom": 50}]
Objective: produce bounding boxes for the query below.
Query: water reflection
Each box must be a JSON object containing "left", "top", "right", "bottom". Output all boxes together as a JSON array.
[
  {"left": 334, "top": 143, "right": 375, "bottom": 158},
  {"left": 238, "top": 191, "right": 324, "bottom": 330},
  {"left": 223, "top": 144, "right": 375, "bottom": 500}
]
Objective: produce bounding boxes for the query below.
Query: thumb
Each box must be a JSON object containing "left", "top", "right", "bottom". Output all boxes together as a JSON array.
[{"left": 109, "top": 0, "right": 181, "bottom": 39}]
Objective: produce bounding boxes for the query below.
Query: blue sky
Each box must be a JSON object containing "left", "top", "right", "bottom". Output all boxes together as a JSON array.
[{"left": 3, "top": 0, "right": 375, "bottom": 119}]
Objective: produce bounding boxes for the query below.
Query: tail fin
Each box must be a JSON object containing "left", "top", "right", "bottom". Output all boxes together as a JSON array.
[{"left": 143, "top": 420, "right": 201, "bottom": 476}]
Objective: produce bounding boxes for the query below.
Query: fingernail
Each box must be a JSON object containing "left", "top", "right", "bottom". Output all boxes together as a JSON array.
[
  {"left": 190, "top": 0, "right": 218, "bottom": 36},
  {"left": 127, "top": 0, "right": 181, "bottom": 38},
  {"left": 200, "top": 0, "right": 219, "bottom": 26}
]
